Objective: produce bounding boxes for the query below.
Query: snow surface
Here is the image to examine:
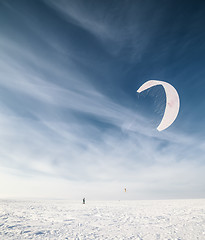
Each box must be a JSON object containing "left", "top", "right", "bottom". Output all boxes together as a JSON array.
[{"left": 0, "top": 199, "right": 205, "bottom": 239}]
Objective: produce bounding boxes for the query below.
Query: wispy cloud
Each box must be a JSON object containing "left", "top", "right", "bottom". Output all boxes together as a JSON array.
[{"left": 44, "top": 0, "right": 162, "bottom": 61}]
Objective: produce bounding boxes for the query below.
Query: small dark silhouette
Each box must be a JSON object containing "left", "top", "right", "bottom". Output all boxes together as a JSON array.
[{"left": 83, "top": 198, "right": 85, "bottom": 204}]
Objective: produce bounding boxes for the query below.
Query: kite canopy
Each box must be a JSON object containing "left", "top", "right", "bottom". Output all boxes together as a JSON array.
[{"left": 137, "top": 80, "right": 180, "bottom": 131}]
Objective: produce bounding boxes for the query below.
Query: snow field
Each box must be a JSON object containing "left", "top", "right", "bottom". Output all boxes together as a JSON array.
[{"left": 0, "top": 199, "right": 205, "bottom": 239}]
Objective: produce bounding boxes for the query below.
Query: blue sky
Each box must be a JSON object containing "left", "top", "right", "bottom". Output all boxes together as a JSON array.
[{"left": 0, "top": 0, "right": 205, "bottom": 200}]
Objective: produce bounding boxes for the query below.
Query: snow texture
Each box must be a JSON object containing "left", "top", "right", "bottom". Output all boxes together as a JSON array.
[{"left": 0, "top": 199, "right": 205, "bottom": 239}]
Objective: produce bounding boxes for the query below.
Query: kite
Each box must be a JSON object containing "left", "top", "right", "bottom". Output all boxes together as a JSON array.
[{"left": 137, "top": 80, "right": 180, "bottom": 131}]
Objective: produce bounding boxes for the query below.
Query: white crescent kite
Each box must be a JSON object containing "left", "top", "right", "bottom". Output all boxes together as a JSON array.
[{"left": 137, "top": 80, "right": 180, "bottom": 131}]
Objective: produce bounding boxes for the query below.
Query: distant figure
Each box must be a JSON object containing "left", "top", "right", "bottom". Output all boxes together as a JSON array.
[
  {"left": 124, "top": 188, "right": 126, "bottom": 192},
  {"left": 83, "top": 198, "right": 85, "bottom": 204}
]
